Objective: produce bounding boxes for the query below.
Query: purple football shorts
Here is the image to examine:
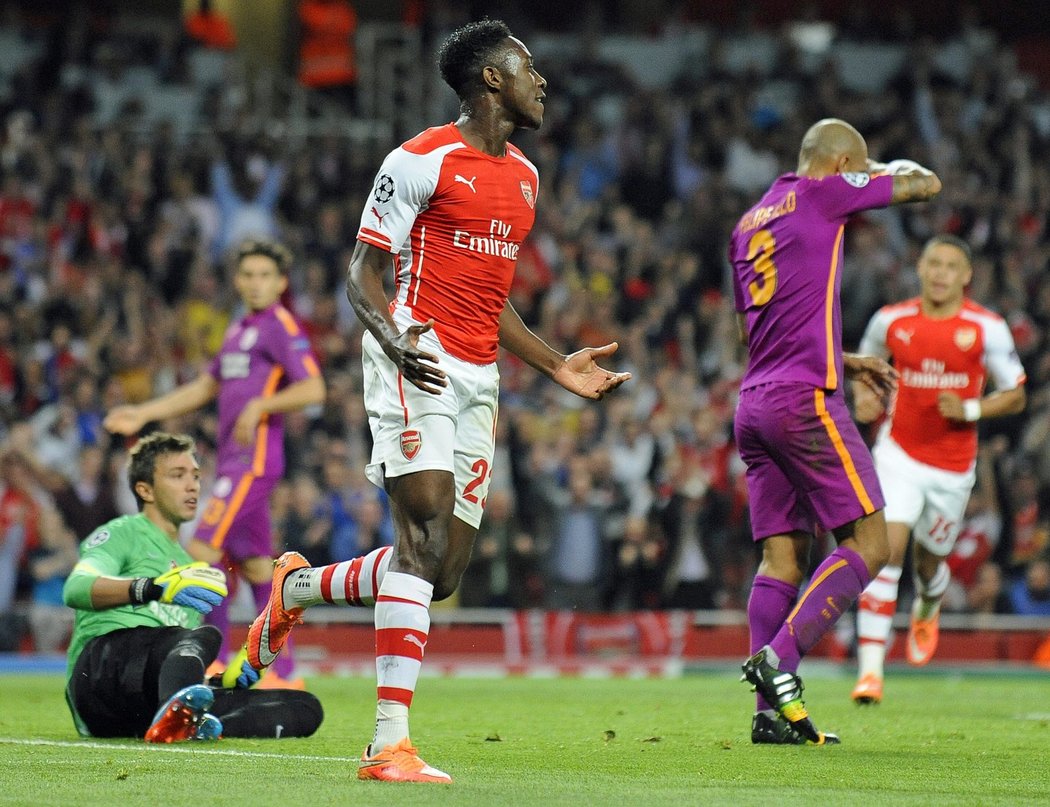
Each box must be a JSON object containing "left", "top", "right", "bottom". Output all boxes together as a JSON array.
[{"left": 735, "top": 383, "right": 884, "bottom": 540}]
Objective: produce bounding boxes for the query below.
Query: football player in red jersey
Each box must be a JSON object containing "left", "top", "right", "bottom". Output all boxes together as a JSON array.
[
  {"left": 851, "top": 235, "right": 1026, "bottom": 704},
  {"left": 240, "top": 19, "right": 630, "bottom": 783}
]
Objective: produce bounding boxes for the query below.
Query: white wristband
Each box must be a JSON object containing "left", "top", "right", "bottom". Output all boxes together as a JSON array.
[{"left": 963, "top": 399, "right": 982, "bottom": 422}]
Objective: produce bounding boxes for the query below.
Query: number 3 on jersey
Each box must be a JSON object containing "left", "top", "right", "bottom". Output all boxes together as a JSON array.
[{"left": 746, "top": 229, "right": 777, "bottom": 306}]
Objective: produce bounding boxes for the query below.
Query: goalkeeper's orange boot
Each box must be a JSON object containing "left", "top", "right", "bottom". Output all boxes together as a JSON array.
[
  {"left": 906, "top": 611, "right": 939, "bottom": 666},
  {"left": 358, "top": 739, "right": 452, "bottom": 783},
  {"left": 245, "top": 552, "right": 308, "bottom": 671},
  {"left": 145, "top": 684, "right": 214, "bottom": 743}
]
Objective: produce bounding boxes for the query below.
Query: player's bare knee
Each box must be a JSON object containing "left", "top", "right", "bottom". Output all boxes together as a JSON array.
[{"left": 758, "top": 535, "right": 808, "bottom": 585}]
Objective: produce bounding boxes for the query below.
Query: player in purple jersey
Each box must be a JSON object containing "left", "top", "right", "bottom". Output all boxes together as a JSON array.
[
  {"left": 729, "top": 119, "right": 941, "bottom": 745},
  {"left": 103, "top": 240, "right": 325, "bottom": 687}
]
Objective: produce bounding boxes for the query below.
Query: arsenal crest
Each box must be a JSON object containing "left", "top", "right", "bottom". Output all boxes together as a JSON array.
[
  {"left": 400, "top": 430, "right": 421, "bottom": 460},
  {"left": 520, "top": 180, "right": 534, "bottom": 209},
  {"left": 954, "top": 327, "right": 977, "bottom": 351}
]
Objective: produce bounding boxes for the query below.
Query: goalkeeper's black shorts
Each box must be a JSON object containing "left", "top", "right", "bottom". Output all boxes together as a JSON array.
[
  {"left": 68, "top": 625, "right": 220, "bottom": 737},
  {"left": 67, "top": 625, "right": 322, "bottom": 739}
]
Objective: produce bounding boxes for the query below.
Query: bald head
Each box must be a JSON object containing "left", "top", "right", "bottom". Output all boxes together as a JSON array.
[{"left": 797, "top": 118, "right": 869, "bottom": 178}]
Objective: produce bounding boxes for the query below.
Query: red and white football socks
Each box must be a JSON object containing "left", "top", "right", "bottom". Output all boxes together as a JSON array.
[
  {"left": 913, "top": 560, "right": 950, "bottom": 621},
  {"left": 372, "top": 571, "right": 433, "bottom": 750},
  {"left": 282, "top": 546, "right": 392, "bottom": 608},
  {"left": 856, "top": 564, "right": 902, "bottom": 679}
]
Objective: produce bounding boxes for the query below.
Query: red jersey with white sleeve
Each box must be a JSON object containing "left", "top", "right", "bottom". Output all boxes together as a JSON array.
[
  {"left": 357, "top": 123, "right": 538, "bottom": 364},
  {"left": 859, "top": 298, "right": 1026, "bottom": 472}
]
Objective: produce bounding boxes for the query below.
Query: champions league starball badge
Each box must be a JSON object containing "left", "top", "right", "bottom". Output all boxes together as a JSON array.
[{"left": 374, "top": 174, "right": 395, "bottom": 203}]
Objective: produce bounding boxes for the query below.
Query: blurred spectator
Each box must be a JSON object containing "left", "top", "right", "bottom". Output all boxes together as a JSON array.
[
  {"left": 657, "top": 473, "right": 724, "bottom": 609},
  {"left": 539, "top": 457, "right": 613, "bottom": 611},
  {"left": 27, "top": 508, "right": 78, "bottom": 652},
  {"left": 1005, "top": 463, "right": 1048, "bottom": 569},
  {"left": 51, "top": 444, "right": 119, "bottom": 541},
  {"left": 211, "top": 152, "right": 285, "bottom": 260},
  {"left": 185, "top": 0, "right": 237, "bottom": 51},
  {"left": 459, "top": 489, "right": 541, "bottom": 608},
  {"left": 297, "top": 0, "right": 358, "bottom": 110},
  {"left": 609, "top": 513, "right": 665, "bottom": 611},
  {"left": 321, "top": 448, "right": 393, "bottom": 564},
  {"left": 967, "top": 561, "right": 1012, "bottom": 615},
  {"left": 0, "top": 444, "right": 44, "bottom": 570},
  {"left": 279, "top": 472, "right": 333, "bottom": 566},
  {"left": 1009, "top": 558, "right": 1050, "bottom": 617}
]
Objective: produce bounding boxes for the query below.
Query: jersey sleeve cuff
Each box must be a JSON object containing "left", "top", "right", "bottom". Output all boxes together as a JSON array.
[{"left": 357, "top": 230, "right": 396, "bottom": 253}]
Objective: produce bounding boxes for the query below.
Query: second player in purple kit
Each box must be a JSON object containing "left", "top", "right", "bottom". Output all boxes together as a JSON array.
[
  {"left": 104, "top": 240, "right": 326, "bottom": 686},
  {"left": 728, "top": 119, "right": 942, "bottom": 745}
]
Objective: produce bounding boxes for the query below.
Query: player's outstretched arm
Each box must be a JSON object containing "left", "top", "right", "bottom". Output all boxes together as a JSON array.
[
  {"left": 64, "top": 561, "right": 228, "bottom": 614},
  {"left": 103, "top": 374, "right": 219, "bottom": 435},
  {"left": 498, "top": 300, "right": 631, "bottom": 400},
  {"left": 346, "top": 240, "right": 447, "bottom": 395}
]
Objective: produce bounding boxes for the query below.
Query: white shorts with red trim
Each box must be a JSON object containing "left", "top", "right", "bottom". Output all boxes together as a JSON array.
[
  {"left": 873, "top": 433, "right": 976, "bottom": 557},
  {"left": 361, "top": 329, "right": 498, "bottom": 529}
]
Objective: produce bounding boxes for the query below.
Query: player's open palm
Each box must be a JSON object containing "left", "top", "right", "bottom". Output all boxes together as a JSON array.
[
  {"left": 386, "top": 319, "right": 448, "bottom": 395},
  {"left": 103, "top": 406, "right": 146, "bottom": 436},
  {"left": 552, "top": 342, "right": 632, "bottom": 400}
]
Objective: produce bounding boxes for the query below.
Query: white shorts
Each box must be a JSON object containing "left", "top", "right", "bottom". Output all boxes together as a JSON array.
[
  {"left": 872, "top": 434, "right": 976, "bottom": 557},
  {"left": 361, "top": 330, "right": 498, "bottom": 529}
]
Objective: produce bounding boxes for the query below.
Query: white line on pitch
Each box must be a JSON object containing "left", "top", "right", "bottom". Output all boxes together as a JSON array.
[{"left": 0, "top": 736, "right": 356, "bottom": 762}]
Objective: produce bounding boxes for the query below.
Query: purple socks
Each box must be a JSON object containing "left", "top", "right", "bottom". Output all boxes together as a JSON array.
[{"left": 769, "top": 546, "right": 870, "bottom": 673}]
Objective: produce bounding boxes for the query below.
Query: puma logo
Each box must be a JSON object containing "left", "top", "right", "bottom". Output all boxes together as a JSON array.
[
  {"left": 371, "top": 207, "right": 387, "bottom": 227},
  {"left": 454, "top": 174, "right": 477, "bottom": 193},
  {"left": 895, "top": 327, "right": 914, "bottom": 345},
  {"left": 403, "top": 633, "right": 427, "bottom": 651}
]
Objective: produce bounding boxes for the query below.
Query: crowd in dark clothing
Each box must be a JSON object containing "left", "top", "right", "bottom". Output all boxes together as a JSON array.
[{"left": 3, "top": 5, "right": 1050, "bottom": 653}]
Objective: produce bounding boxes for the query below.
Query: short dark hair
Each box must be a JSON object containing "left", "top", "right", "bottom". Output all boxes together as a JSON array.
[
  {"left": 437, "top": 19, "right": 513, "bottom": 101},
  {"left": 127, "top": 432, "right": 196, "bottom": 509},
  {"left": 236, "top": 239, "right": 293, "bottom": 275},
  {"left": 923, "top": 234, "right": 972, "bottom": 265}
]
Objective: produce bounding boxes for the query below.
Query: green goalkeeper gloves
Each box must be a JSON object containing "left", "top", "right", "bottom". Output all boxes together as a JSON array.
[{"left": 129, "top": 562, "right": 228, "bottom": 615}]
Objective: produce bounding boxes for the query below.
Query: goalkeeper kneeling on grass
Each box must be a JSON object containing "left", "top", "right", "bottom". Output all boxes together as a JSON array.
[{"left": 63, "top": 432, "right": 323, "bottom": 743}]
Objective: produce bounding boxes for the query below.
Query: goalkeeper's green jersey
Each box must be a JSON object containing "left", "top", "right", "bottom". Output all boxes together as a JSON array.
[{"left": 63, "top": 513, "right": 203, "bottom": 680}]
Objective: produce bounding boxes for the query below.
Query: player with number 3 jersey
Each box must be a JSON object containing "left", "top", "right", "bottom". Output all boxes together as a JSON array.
[
  {"left": 850, "top": 235, "right": 1025, "bottom": 705},
  {"left": 728, "top": 119, "right": 940, "bottom": 745}
]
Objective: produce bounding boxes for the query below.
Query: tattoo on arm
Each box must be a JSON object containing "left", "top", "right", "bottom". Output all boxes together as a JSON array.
[{"left": 891, "top": 173, "right": 941, "bottom": 203}]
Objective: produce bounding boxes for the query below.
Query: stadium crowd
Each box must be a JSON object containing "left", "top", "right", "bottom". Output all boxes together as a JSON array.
[{"left": 2, "top": 3, "right": 1050, "bottom": 653}]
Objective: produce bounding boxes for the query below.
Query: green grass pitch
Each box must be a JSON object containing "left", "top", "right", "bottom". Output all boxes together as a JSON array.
[{"left": 2, "top": 669, "right": 1049, "bottom": 806}]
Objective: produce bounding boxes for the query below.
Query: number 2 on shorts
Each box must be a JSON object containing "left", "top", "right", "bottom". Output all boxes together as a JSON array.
[{"left": 462, "top": 458, "right": 490, "bottom": 505}]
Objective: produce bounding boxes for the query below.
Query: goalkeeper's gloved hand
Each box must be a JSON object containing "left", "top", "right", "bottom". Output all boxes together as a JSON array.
[
  {"left": 129, "top": 561, "right": 228, "bottom": 615},
  {"left": 219, "top": 646, "right": 260, "bottom": 689}
]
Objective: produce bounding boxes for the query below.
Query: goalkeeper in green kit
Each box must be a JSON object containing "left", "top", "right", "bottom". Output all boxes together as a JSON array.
[{"left": 63, "top": 432, "right": 323, "bottom": 742}]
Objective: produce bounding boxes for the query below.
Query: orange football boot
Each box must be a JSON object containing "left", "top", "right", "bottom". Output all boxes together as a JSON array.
[
  {"left": 851, "top": 673, "right": 884, "bottom": 705},
  {"left": 358, "top": 739, "right": 452, "bottom": 783},
  {"left": 244, "top": 552, "right": 308, "bottom": 671}
]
